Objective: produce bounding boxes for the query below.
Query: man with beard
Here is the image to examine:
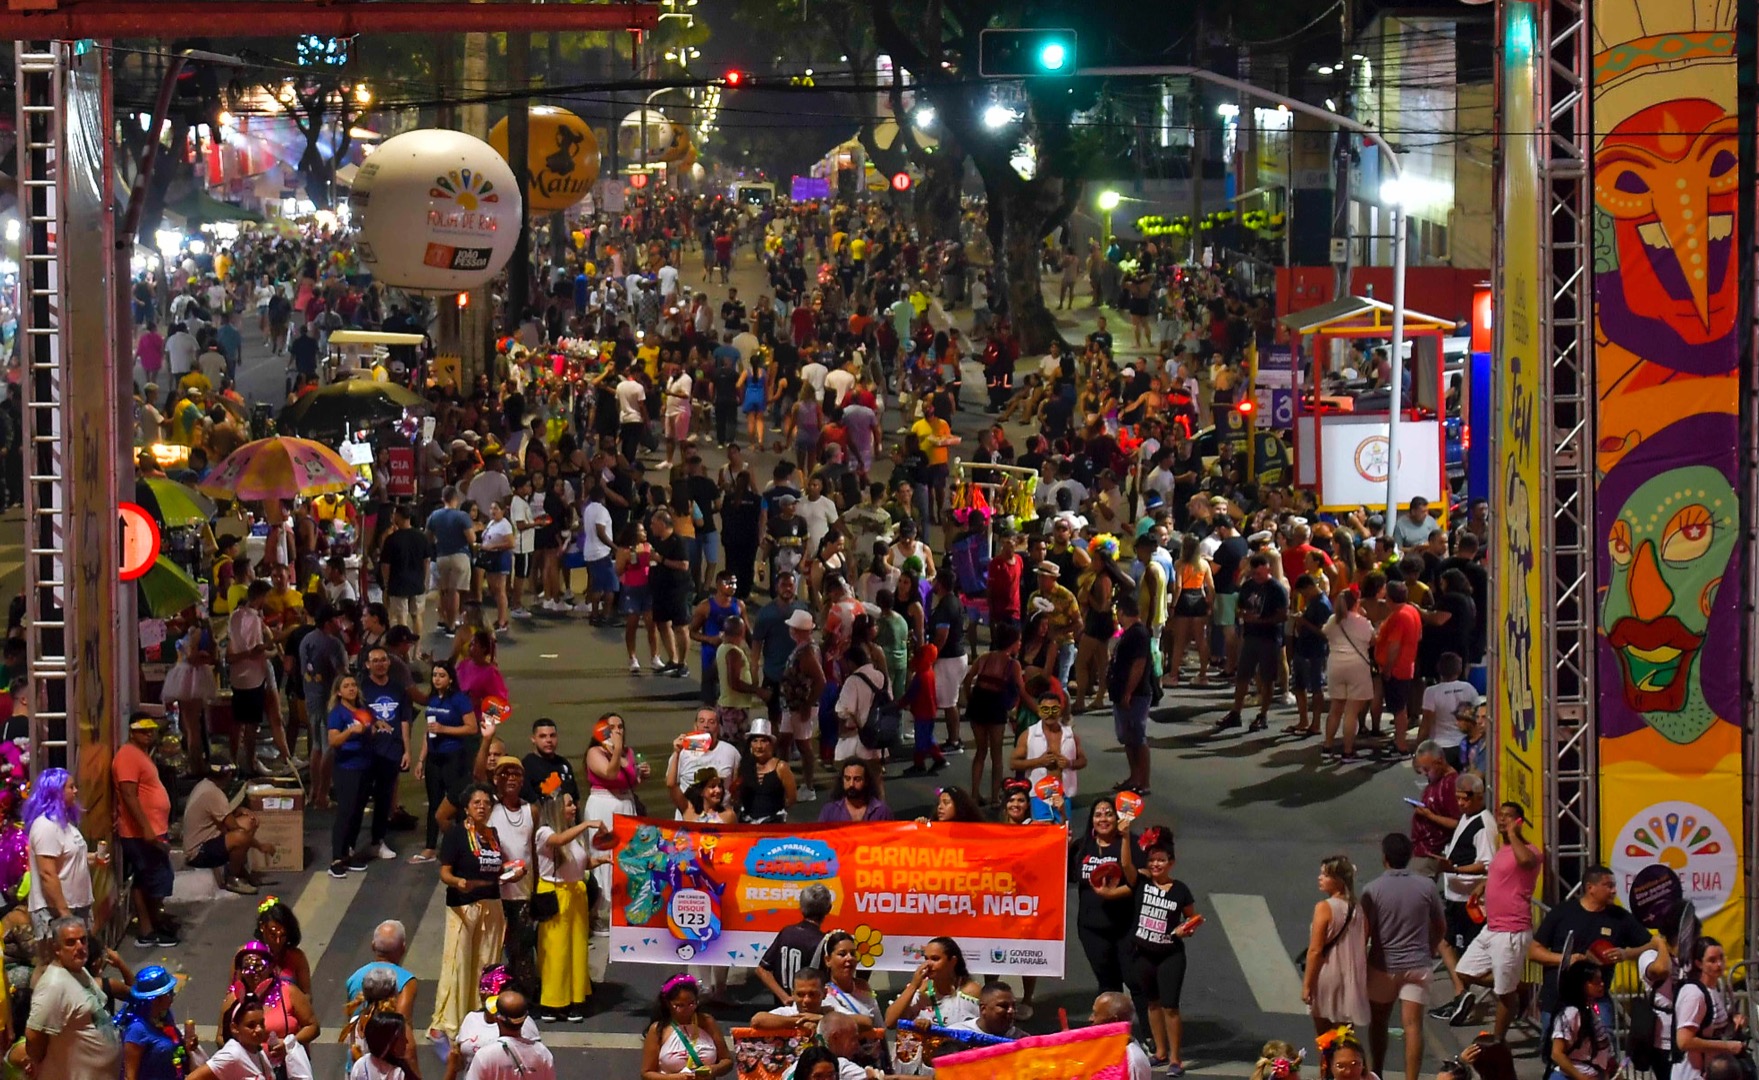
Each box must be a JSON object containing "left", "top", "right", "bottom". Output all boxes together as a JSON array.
[{"left": 817, "top": 759, "right": 890, "bottom": 823}]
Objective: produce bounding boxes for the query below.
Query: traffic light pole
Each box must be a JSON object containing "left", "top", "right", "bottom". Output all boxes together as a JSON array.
[{"left": 1081, "top": 64, "right": 1410, "bottom": 518}]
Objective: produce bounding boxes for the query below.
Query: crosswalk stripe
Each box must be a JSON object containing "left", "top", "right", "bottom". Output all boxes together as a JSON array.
[
  {"left": 1209, "top": 893, "right": 1308, "bottom": 1016},
  {"left": 406, "top": 880, "right": 453, "bottom": 984},
  {"left": 290, "top": 869, "right": 365, "bottom": 965}
]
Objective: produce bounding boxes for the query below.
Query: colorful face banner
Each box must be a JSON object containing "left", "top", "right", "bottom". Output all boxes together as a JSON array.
[
  {"left": 932, "top": 1022, "right": 1131, "bottom": 1080},
  {"left": 608, "top": 816, "right": 1068, "bottom": 974},
  {"left": 1591, "top": 0, "right": 1744, "bottom": 949}
]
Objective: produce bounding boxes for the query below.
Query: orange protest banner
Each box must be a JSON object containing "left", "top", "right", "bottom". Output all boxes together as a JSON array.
[
  {"left": 609, "top": 816, "right": 1068, "bottom": 974},
  {"left": 932, "top": 1023, "right": 1131, "bottom": 1080}
]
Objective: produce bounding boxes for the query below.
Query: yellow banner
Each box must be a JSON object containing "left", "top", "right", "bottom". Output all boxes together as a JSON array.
[{"left": 1492, "top": 0, "right": 1545, "bottom": 841}]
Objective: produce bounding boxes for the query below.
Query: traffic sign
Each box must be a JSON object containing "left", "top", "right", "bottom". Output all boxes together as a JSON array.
[
  {"left": 118, "top": 502, "right": 160, "bottom": 582},
  {"left": 629, "top": 172, "right": 650, "bottom": 189},
  {"left": 1254, "top": 388, "right": 1295, "bottom": 429},
  {"left": 890, "top": 172, "right": 912, "bottom": 192}
]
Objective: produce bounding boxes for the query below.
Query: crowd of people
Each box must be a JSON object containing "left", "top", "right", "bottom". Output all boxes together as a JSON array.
[{"left": 9, "top": 184, "right": 1688, "bottom": 1080}]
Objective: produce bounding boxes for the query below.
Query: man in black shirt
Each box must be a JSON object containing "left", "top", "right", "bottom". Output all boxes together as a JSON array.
[
  {"left": 1209, "top": 516, "right": 1249, "bottom": 675},
  {"left": 1108, "top": 594, "right": 1154, "bottom": 793},
  {"left": 685, "top": 454, "right": 721, "bottom": 592},
  {"left": 755, "top": 883, "right": 833, "bottom": 1004},
  {"left": 649, "top": 510, "right": 693, "bottom": 678},
  {"left": 1219, "top": 553, "right": 1288, "bottom": 732},
  {"left": 1086, "top": 315, "right": 1113, "bottom": 356},
  {"left": 1529, "top": 866, "right": 1650, "bottom": 1014},
  {"left": 1290, "top": 574, "right": 1332, "bottom": 735},
  {"left": 1439, "top": 534, "right": 1491, "bottom": 662},
  {"left": 928, "top": 568, "right": 968, "bottom": 753},
  {"left": 520, "top": 717, "right": 579, "bottom": 804},
  {"left": 377, "top": 505, "right": 430, "bottom": 637}
]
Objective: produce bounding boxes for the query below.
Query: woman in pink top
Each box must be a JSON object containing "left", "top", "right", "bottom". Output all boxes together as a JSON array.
[
  {"left": 455, "top": 629, "right": 509, "bottom": 715},
  {"left": 616, "top": 523, "right": 660, "bottom": 673},
  {"left": 136, "top": 323, "right": 165, "bottom": 381}
]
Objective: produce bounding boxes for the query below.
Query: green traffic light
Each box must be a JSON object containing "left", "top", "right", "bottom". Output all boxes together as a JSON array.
[{"left": 1039, "top": 41, "right": 1068, "bottom": 70}]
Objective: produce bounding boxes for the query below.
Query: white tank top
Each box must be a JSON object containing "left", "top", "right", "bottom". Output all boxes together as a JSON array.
[{"left": 1025, "top": 723, "right": 1079, "bottom": 798}]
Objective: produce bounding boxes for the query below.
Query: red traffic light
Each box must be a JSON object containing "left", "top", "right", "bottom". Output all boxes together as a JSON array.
[
  {"left": 724, "top": 70, "right": 746, "bottom": 87},
  {"left": 890, "top": 172, "right": 912, "bottom": 192},
  {"left": 630, "top": 172, "right": 650, "bottom": 189}
]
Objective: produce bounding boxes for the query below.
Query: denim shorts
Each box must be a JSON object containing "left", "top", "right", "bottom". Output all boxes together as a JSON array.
[{"left": 618, "top": 583, "right": 653, "bottom": 614}]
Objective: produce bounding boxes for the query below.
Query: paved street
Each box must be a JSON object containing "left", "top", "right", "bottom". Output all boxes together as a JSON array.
[{"left": 52, "top": 254, "right": 1495, "bottom": 1077}]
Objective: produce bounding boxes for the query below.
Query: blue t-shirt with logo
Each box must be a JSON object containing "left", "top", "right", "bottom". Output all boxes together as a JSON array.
[
  {"left": 360, "top": 675, "right": 410, "bottom": 763},
  {"left": 329, "top": 703, "right": 372, "bottom": 771},
  {"left": 424, "top": 689, "right": 474, "bottom": 756}
]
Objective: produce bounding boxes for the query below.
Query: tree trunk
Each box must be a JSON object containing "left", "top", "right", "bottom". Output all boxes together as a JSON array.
[
  {"left": 992, "top": 182, "right": 1064, "bottom": 354},
  {"left": 137, "top": 114, "right": 190, "bottom": 245},
  {"left": 914, "top": 136, "right": 963, "bottom": 243}
]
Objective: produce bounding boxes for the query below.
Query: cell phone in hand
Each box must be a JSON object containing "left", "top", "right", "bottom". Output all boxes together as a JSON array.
[{"left": 1402, "top": 796, "right": 1424, "bottom": 808}]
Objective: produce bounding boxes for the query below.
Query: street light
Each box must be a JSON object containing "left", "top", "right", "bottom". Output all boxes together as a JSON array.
[
  {"left": 982, "top": 104, "right": 1019, "bottom": 129},
  {"left": 1080, "top": 61, "right": 1412, "bottom": 516},
  {"left": 1096, "top": 189, "right": 1121, "bottom": 244},
  {"left": 913, "top": 105, "right": 936, "bottom": 128}
]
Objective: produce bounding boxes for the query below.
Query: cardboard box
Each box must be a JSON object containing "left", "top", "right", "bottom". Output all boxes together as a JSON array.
[{"left": 245, "top": 782, "right": 307, "bottom": 873}]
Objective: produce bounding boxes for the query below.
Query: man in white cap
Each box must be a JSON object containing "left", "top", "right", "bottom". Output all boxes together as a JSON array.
[{"left": 776, "top": 609, "right": 824, "bottom": 797}]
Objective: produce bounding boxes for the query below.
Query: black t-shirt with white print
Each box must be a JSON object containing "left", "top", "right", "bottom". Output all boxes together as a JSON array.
[{"left": 1133, "top": 877, "right": 1196, "bottom": 957}]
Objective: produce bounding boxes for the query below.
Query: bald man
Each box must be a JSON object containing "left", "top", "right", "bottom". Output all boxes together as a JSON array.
[
  {"left": 1092, "top": 992, "right": 1151, "bottom": 1080},
  {"left": 781, "top": 1012, "right": 873, "bottom": 1080}
]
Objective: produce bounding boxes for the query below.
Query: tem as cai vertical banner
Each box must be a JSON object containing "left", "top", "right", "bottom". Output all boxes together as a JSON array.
[
  {"left": 1493, "top": 0, "right": 1547, "bottom": 837},
  {"left": 1591, "top": 0, "right": 1743, "bottom": 950}
]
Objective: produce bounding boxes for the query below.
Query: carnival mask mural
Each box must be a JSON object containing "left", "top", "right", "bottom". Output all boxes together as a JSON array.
[
  {"left": 1598, "top": 415, "right": 1740, "bottom": 743},
  {"left": 1593, "top": 100, "right": 1739, "bottom": 372}
]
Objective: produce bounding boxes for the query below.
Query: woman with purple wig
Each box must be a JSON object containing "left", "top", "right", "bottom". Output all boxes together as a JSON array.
[{"left": 24, "top": 767, "right": 95, "bottom": 950}]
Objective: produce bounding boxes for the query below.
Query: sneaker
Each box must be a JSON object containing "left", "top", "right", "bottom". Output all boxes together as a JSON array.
[
  {"left": 1248, "top": 713, "right": 1269, "bottom": 732},
  {"left": 1282, "top": 691, "right": 1298, "bottom": 707},
  {"left": 939, "top": 739, "right": 965, "bottom": 754},
  {"left": 134, "top": 932, "right": 159, "bottom": 948},
  {"left": 510, "top": 608, "right": 533, "bottom": 620},
  {"left": 901, "top": 764, "right": 929, "bottom": 777},
  {"left": 224, "top": 878, "right": 260, "bottom": 896},
  {"left": 154, "top": 930, "right": 182, "bottom": 948},
  {"left": 668, "top": 665, "right": 690, "bottom": 679},
  {"left": 374, "top": 842, "right": 397, "bottom": 861},
  {"left": 1428, "top": 994, "right": 1463, "bottom": 1022},
  {"left": 1448, "top": 990, "right": 1481, "bottom": 1026},
  {"left": 1166, "top": 1064, "right": 1185, "bottom": 1078},
  {"left": 1016, "top": 1002, "right": 1035, "bottom": 1021},
  {"left": 630, "top": 658, "right": 642, "bottom": 674},
  {"left": 329, "top": 861, "right": 351, "bottom": 879},
  {"left": 651, "top": 656, "right": 669, "bottom": 672},
  {"left": 1214, "top": 711, "right": 1242, "bottom": 730},
  {"left": 573, "top": 603, "right": 595, "bottom": 615},
  {"left": 347, "top": 856, "right": 371, "bottom": 872},
  {"left": 797, "top": 789, "right": 817, "bottom": 802}
]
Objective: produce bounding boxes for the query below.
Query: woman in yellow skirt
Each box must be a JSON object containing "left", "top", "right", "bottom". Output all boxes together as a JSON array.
[
  {"left": 533, "top": 790, "right": 609, "bottom": 1022},
  {"left": 428, "top": 783, "right": 520, "bottom": 1041}
]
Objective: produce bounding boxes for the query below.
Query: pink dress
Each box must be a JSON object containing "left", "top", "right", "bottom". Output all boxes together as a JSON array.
[{"left": 1310, "top": 895, "right": 1369, "bottom": 1026}]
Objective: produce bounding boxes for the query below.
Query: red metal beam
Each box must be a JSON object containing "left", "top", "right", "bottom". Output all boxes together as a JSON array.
[{"left": 0, "top": 2, "right": 659, "bottom": 38}]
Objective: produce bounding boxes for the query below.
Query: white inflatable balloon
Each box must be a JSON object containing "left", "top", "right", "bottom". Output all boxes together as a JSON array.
[{"left": 352, "top": 128, "right": 522, "bottom": 292}]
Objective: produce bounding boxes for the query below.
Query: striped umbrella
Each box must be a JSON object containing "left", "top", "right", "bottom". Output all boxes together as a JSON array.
[{"left": 199, "top": 436, "right": 356, "bottom": 502}]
